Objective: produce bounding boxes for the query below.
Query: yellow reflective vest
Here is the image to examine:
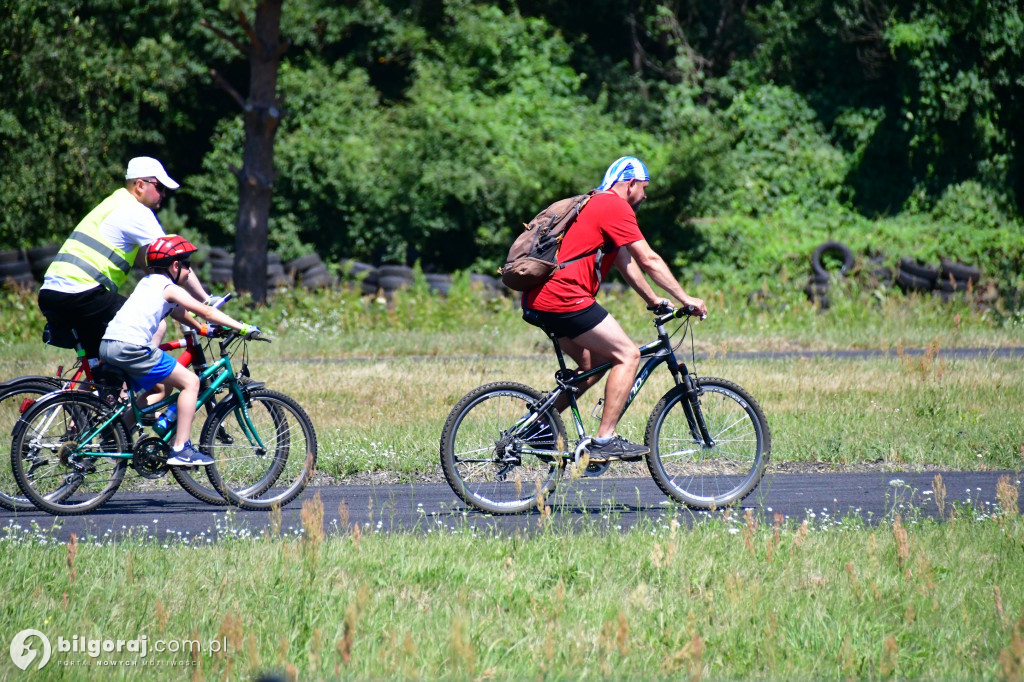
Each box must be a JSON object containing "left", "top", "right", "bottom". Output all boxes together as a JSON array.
[{"left": 46, "top": 189, "right": 141, "bottom": 293}]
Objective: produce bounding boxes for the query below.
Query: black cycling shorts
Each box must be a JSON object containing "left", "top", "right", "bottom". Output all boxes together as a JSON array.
[
  {"left": 38, "top": 286, "right": 127, "bottom": 359},
  {"left": 523, "top": 302, "right": 609, "bottom": 339}
]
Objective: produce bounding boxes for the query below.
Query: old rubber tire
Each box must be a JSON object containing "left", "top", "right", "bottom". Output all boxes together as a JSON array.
[{"left": 811, "top": 241, "right": 855, "bottom": 278}]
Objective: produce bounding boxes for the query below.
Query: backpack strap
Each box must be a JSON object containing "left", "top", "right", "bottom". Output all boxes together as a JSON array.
[{"left": 553, "top": 190, "right": 610, "bottom": 269}]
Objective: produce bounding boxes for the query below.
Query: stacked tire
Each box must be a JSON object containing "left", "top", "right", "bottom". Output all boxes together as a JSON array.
[
  {"left": 0, "top": 249, "right": 34, "bottom": 290},
  {"left": 895, "top": 257, "right": 981, "bottom": 302},
  {"left": 338, "top": 260, "right": 377, "bottom": 295},
  {"left": 805, "top": 241, "right": 855, "bottom": 310},
  {"left": 206, "top": 247, "right": 234, "bottom": 285},
  {"left": 27, "top": 245, "right": 60, "bottom": 283},
  {"left": 287, "top": 254, "right": 333, "bottom": 289}
]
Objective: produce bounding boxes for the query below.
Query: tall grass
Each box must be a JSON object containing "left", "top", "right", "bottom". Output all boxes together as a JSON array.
[{"left": 1, "top": 493, "right": 1022, "bottom": 679}]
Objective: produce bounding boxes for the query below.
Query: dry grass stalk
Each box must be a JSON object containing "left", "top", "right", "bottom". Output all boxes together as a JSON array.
[
  {"left": 155, "top": 599, "right": 169, "bottom": 634},
  {"left": 66, "top": 532, "right": 78, "bottom": 583},
  {"left": 449, "top": 617, "right": 476, "bottom": 675},
  {"left": 792, "top": 520, "right": 809, "bottom": 552},
  {"left": 892, "top": 515, "right": 910, "bottom": 574},
  {"left": 880, "top": 635, "right": 898, "bottom": 677},
  {"left": 189, "top": 627, "right": 203, "bottom": 682},
  {"left": 1000, "top": 610, "right": 1024, "bottom": 682},
  {"left": 277, "top": 636, "right": 290, "bottom": 664},
  {"left": 660, "top": 633, "right": 705, "bottom": 680},
  {"left": 309, "top": 627, "right": 323, "bottom": 669},
  {"left": 845, "top": 561, "right": 863, "bottom": 601},
  {"left": 216, "top": 611, "right": 244, "bottom": 660},
  {"left": 933, "top": 474, "right": 947, "bottom": 519},
  {"left": 269, "top": 503, "right": 283, "bottom": 537},
  {"left": 996, "top": 585, "right": 1006, "bottom": 626},
  {"left": 338, "top": 499, "right": 350, "bottom": 532},
  {"left": 616, "top": 611, "right": 631, "bottom": 656},
  {"left": 997, "top": 475, "right": 1020, "bottom": 520},
  {"left": 743, "top": 509, "right": 757, "bottom": 556},
  {"left": 301, "top": 492, "right": 325, "bottom": 575},
  {"left": 125, "top": 550, "right": 133, "bottom": 586}
]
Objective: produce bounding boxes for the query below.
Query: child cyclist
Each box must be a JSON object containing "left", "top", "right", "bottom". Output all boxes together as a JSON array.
[{"left": 99, "top": 235, "right": 260, "bottom": 467}]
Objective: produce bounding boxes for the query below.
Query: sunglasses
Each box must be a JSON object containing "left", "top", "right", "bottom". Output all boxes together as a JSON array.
[
  {"left": 176, "top": 259, "right": 192, "bottom": 270},
  {"left": 140, "top": 179, "right": 168, "bottom": 194}
]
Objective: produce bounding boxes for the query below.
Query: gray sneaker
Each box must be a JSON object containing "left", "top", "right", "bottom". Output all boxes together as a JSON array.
[
  {"left": 166, "top": 442, "right": 214, "bottom": 467},
  {"left": 587, "top": 435, "right": 649, "bottom": 462}
]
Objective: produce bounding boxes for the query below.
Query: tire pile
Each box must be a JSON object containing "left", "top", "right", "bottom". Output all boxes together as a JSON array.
[
  {"left": 336, "top": 260, "right": 507, "bottom": 298},
  {"left": 197, "top": 248, "right": 336, "bottom": 294},
  {"left": 803, "top": 240, "right": 855, "bottom": 310},
  {"left": 895, "top": 257, "right": 981, "bottom": 302},
  {"left": 800, "top": 240, "right": 985, "bottom": 308},
  {"left": 0, "top": 246, "right": 60, "bottom": 291}
]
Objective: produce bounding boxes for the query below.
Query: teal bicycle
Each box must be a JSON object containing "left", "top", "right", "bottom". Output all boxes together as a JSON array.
[
  {"left": 440, "top": 305, "right": 771, "bottom": 514},
  {"left": 11, "top": 329, "right": 317, "bottom": 515}
]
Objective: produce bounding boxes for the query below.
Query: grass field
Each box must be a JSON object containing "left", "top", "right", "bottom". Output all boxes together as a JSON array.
[{"left": 1, "top": 284, "right": 1023, "bottom": 679}]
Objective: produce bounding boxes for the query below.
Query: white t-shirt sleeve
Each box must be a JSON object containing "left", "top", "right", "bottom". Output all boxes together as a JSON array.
[{"left": 99, "top": 201, "right": 166, "bottom": 252}]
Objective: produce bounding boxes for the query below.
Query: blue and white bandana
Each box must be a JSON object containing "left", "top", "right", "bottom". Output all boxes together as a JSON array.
[{"left": 596, "top": 156, "right": 650, "bottom": 191}]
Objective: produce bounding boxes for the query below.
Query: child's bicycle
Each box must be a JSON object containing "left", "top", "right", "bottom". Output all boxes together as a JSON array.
[
  {"left": 439, "top": 304, "right": 771, "bottom": 514},
  {"left": 0, "top": 298, "right": 239, "bottom": 512},
  {"left": 10, "top": 327, "right": 318, "bottom": 515}
]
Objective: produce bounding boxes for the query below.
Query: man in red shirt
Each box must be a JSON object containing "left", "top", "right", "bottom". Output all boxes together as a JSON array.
[{"left": 523, "top": 156, "right": 707, "bottom": 461}]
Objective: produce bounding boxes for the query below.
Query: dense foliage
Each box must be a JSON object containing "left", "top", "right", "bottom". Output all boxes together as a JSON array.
[{"left": 2, "top": 0, "right": 1022, "bottom": 291}]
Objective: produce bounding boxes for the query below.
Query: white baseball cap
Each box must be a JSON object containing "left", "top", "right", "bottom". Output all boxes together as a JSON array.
[{"left": 125, "top": 156, "right": 180, "bottom": 190}]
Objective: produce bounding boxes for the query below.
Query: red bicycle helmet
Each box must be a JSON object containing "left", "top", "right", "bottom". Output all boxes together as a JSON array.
[{"left": 146, "top": 235, "right": 198, "bottom": 268}]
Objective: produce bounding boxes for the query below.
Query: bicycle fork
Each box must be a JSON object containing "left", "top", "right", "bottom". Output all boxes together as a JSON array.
[{"left": 681, "top": 373, "right": 715, "bottom": 447}]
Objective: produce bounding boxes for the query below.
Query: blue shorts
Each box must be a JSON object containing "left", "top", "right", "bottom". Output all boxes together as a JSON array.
[{"left": 98, "top": 340, "right": 178, "bottom": 393}]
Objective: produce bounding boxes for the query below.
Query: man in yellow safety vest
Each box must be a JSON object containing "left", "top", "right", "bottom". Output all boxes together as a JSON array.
[{"left": 38, "top": 157, "right": 213, "bottom": 360}]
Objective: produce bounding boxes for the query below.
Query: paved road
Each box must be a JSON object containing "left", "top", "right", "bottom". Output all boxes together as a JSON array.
[{"left": 1, "top": 470, "right": 1018, "bottom": 543}]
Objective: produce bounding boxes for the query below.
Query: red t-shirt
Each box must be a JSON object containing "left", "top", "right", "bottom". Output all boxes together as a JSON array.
[{"left": 523, "top": 192, "right": 644, "bottom": 313}]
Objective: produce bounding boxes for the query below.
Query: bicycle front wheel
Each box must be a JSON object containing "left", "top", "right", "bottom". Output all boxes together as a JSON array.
[
  {"left": 440, "top": 382, "right": 567, "bottom": 514},
  {"left": 201, "top": 389, "right": 318, "bottom": 510},
  {"left": 644, "top": 377, "right": 770, "bottom": 509},
  {"left": 0, "top": 378, "right": 62, "bottom": 511},
  {"left": 11, "top": 391, "right": 129, "bottom": 515}
]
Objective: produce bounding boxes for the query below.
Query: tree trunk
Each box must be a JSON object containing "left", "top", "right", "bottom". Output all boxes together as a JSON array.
[{"left": 233, "top": 0, "right": 285, "bottom": 304}]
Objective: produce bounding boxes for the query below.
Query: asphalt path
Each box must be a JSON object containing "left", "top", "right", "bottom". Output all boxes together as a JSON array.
[
  {"left": 1, "top": 470, "right": 1018, "bottom": 543},
  {"left": 3, "top": 346, "right": 1022, "bottom": 543}
]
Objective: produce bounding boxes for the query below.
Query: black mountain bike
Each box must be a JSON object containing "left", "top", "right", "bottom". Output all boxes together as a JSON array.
[{"left": 440, "top": 305, "right": 771, "bottom": 514}]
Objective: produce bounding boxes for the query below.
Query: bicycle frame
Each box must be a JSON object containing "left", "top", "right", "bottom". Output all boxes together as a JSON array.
[
  {"left": 55, "top": 337, "right": 265, "bottom": 460},
  {"left": 515, "top": 311, "right": 714, "bottom": 456}
]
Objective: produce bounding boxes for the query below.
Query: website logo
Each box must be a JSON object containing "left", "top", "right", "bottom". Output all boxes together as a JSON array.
[{"left": 9, "top": 629, "right": 51, "bottom": 671}]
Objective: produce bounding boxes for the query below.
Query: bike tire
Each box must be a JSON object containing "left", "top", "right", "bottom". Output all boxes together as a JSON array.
[
  {"left": 169, "top": 400, "right": 232, "bottom": 506},
  {"left": 201, "top": 389, "right": 318, "bottom": 511},
  {"left": 440, "top": 382, "right": 567, "bottom": 514},
  {"left": 644, "top": 377, "right": 771, "bottom": 509},
  {"left": 0, "top": 379, "right": 63, "bottom": 511},
  {"left": 11, "top": 391, "right": 128, "bottom": 515}
]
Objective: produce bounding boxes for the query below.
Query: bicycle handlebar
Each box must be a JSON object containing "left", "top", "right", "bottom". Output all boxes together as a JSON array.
[{"left": 649, "top": 303, "right": 705, "bottom": 326}]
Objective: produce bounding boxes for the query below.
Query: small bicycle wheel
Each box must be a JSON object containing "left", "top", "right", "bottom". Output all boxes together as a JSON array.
[
  {"left": 201, "top": 389, "right": 318, "bottom": 510},
  {"left": 440, "top": 382, "right": 567, "bottom": 514},
  {"left": 644, "top": 377, "right": 770, "bottom": 509},
  {"left": 11, "top": 391, "right": 129, "bottom": 515},
  {"left": 0, "top": 378, "right": 62, "bottom": 511}
]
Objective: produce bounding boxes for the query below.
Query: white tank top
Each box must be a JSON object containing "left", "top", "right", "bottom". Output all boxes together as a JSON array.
[{"left": 102, "top": 274, "right": 179, "bottom": 346}]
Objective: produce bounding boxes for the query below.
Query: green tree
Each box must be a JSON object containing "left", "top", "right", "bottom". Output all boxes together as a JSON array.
[{"left": 0, "top": 0, "right": 209, "bottom": 247}]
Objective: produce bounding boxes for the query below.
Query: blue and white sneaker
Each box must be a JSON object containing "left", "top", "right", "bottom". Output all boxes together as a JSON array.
[{"left": 166, "top": 441, "right": 214, "bottom": 467}]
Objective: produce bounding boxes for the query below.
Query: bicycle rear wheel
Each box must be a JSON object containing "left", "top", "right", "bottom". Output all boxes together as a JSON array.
[
  {"left": 11, "top": 391, "right": 129, "bottom": 515},
  {"left": 644, "top": 377, "right": 770, "bottom": 509},
  {"left": 0, "top": 378, "right": 62, "bottom": 511},
  {"left": 201, "top": 389, "right": 318, "bottom": 510},
  {"left": 440, "top": 382, "right": 567, "bottom": 514}
]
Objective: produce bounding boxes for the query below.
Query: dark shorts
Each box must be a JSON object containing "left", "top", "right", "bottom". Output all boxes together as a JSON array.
[
  {"left": 523, "top": 302, "right": 609, "bottom": 339},
  {"left": 38, "top": 286, "right": 127, "bottom": 359}
]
